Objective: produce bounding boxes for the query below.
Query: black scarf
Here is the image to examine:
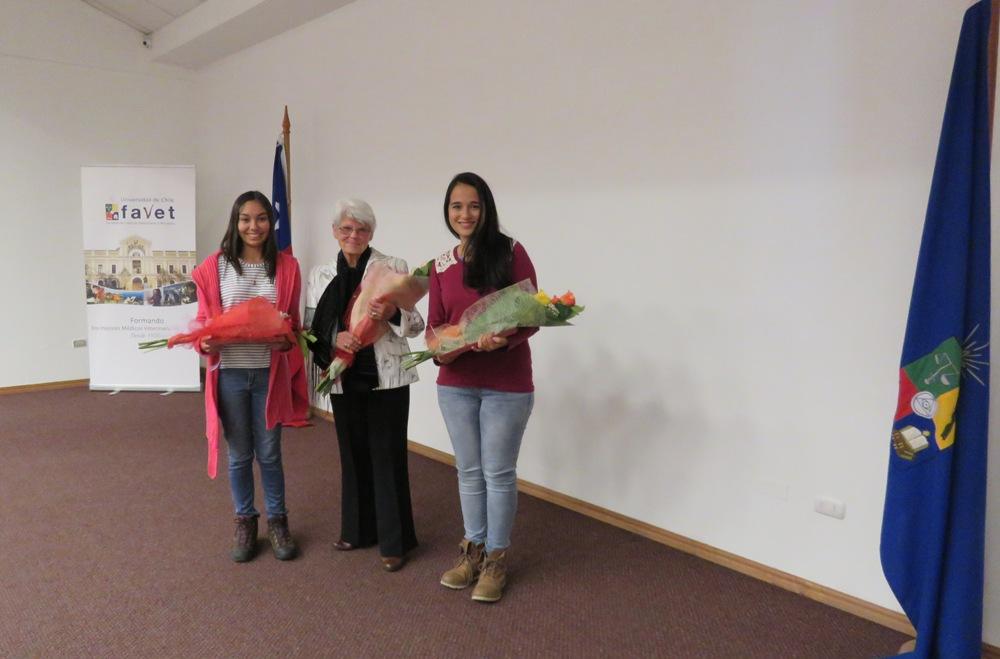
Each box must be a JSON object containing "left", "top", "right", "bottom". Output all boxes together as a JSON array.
[{"left": 308, "top": 247, "right": 379, "bottom": 392}]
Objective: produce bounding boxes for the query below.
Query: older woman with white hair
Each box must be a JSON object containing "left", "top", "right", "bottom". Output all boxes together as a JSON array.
[{"left": 308, "top": 199, "right": 424, "bottom": 572}]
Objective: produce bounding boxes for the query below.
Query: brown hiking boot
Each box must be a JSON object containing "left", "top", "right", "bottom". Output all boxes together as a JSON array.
[
  {"left": 471, "top": 549, "right": 508, "bottom": 603},
  {"left": 439, "top": 539, "right": 485, "bottom": 589},
  {"left": 267, "top": 514, "right": 298, "bottom": 561},
  {"left": 231, "top": 515, "right": 258, "bottom": 563}
]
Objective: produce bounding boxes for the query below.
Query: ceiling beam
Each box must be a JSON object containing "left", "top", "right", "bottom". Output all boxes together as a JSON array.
[{"left": 150, "top": 0, "right": 355, "bottom": 69}]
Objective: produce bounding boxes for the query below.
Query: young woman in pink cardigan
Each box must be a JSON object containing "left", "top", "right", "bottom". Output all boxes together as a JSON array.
[{"left": 192, "top": 191, "right": 309, "bottom": 563}]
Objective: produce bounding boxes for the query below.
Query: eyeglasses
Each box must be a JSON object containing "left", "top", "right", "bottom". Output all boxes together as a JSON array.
[{"left": 336, "top": 225, "right": 372, "bottom": 238}]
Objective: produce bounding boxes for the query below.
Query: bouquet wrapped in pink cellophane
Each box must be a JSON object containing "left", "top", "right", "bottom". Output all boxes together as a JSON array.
[{"left": 315, "top": 261, "right": 429, "bottom": 393}]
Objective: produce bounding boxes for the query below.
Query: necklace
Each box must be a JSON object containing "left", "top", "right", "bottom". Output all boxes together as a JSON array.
[{"left": 240, "top": 259, "right": 261, "bottom": 286}]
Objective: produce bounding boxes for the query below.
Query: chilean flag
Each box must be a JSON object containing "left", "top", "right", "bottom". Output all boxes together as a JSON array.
[{"left": 272, "top": 141, "right": 292, "bottom": 253}]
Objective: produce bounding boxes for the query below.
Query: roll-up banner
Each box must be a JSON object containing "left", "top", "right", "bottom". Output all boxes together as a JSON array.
[{"left": 81, "top": 165, "right": 200, "bottom": 391}]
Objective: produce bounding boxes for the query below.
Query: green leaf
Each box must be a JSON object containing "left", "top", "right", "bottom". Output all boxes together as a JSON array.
[{"left": 411, "top": 259, "right": 434, "bottom": 277}]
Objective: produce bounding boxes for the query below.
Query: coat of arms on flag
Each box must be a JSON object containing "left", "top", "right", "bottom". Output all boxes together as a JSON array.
[{"left": 890, "top": 328, "right": 987, "bottom": 462}]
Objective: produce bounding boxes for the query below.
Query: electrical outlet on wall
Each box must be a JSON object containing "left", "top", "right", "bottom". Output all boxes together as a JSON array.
[{"left": 814, "top": 496, "right": 846, "bottom": 519}]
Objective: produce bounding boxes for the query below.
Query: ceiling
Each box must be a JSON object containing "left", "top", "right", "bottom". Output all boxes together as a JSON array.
[
  {"left": 81, "top": 0, "right": 205, "bottom": 34},
  {"left": 78, "top": 0, "right": 355, "bottom": 69}
]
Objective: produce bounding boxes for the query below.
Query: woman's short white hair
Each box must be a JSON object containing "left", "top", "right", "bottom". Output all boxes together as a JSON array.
[{"left": 333, "top": 199, "right": 377, "bottom": 232}]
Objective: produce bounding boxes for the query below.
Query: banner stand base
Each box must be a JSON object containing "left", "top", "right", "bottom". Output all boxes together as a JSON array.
[{"left": 90, "top": 386, "right": 201, "bottom": 393}]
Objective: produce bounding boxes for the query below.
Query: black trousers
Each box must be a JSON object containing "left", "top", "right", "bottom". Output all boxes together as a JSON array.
[{"left": 330, "top": 386, "right": 417, "bottom": 557}]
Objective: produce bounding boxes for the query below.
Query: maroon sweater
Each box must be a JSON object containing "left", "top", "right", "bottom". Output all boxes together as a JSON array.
[{"left": 428, "top": 241, "right": 538, "bottom": 392}]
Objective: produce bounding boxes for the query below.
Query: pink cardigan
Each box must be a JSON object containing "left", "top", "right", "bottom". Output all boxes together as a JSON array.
[{"left": 192, "top": 251, "right": 310, "bottom": 478}]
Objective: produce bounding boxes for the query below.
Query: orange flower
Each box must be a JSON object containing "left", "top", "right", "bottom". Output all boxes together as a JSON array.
[
  {"left": 556, "top": 291, "right": 576, "bottom": 306},
  {"left": 427, "top": 324, "right": 464, "bottom": 351}
]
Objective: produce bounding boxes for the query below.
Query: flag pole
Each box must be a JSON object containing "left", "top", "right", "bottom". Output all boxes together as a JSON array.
[
  {"left": 282, "top": 106, "right": 292, "bottom": 220},
  {"left": 281, "top": 105, "right": 311, "bottom": 421}
]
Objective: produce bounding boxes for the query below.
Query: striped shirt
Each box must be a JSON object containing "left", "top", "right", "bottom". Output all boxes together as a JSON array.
[{"left": 217, "top": 255, "right": 276, "bottom": 369}]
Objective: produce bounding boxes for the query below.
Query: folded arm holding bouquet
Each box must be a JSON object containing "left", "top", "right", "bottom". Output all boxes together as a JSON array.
[
  {"left": 137, "top": 295, "right": 300, "bottom": 353},
  {"left": 402, "top": 283, "right": 582, "bottom": 369},
  {"left": 311, "top": 260, "right": 429, "bottom": 394}
]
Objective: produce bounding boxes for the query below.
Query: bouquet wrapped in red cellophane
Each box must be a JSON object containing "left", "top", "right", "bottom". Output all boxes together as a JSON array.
[
  {"left": 138, "top": 296, "right": 297, "bottom": 352},
  {"left": 315, "top": 261, "right": 430, "bottom": 393}
]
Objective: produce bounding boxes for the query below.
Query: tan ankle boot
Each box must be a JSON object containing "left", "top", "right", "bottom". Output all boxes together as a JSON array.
[
  {"left": 440, "top": 539, "right": 485, "bottom": 589},
  {"left": 471, "top": 549, "right": 508, "bottom": 602}
]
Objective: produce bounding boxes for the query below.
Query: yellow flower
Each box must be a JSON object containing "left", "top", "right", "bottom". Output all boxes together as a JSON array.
[{"left": 534, "top": 290, "right": 551, "bottom": 305}]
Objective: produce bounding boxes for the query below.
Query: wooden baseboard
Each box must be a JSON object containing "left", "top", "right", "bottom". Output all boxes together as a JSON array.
[
  {"left": 0, "top": 379, "right": 89, "bottom": 395},
  {"left": 405, "top": 439, "right": 454, "bottom": 465},
  {"left": 522, "top": 475, "right": 916, "bottom": 633},
  {"left": 319, "top": 408, "right": 1000, "bottom": 653},
  {"left": 401, "top": 438, "right": 913, "bottom": 634}
]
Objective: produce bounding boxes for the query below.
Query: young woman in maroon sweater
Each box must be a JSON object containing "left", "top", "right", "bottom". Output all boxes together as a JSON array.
[{"left": 429, "top": 172, "right": 538, "bottom": 603}]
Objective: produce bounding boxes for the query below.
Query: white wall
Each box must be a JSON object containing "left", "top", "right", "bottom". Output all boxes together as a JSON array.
[
  {"left": 194, "top": 0, "right": 1000, "bottom": 640},
  {"left": 0, "top": 0, "right": 197, "bottom": 387}
]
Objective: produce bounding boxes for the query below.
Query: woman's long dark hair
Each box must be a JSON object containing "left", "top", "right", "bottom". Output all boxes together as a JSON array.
[
  {"left": 220, "top": 191, "right": 278, "bottom": 279},
  {"left": 443, "top": 172, "right": 512, "bottom": 293}
]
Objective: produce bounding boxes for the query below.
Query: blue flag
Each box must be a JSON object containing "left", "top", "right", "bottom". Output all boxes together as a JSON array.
[
  {"left": 272, "top": 141, "right": 291, "bottom": 253},
  {"left": 880, "top": 2, "right": 992, "bottom": 657}
]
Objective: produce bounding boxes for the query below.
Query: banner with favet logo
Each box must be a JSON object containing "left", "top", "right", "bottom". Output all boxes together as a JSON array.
[{"left": 81, "top": 165, "right": 199, "bottom": 392}]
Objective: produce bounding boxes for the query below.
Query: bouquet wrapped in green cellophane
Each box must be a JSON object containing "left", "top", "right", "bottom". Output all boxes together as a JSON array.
[{"left": 401, "top": 280, "right": 583, "bottom": 369}]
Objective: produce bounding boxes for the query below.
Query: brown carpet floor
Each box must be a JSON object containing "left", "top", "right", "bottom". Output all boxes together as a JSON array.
[{"left": 0, "top": 387, "right": 906, "bottom": 658}]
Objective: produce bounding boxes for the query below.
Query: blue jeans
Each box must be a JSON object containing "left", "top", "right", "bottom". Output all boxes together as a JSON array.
[
  {"left": 217, "top": 368, "right": 286, "bottom": 517},
  {"left": 437, "top": 385, "right": 534, "bottom": 553}
]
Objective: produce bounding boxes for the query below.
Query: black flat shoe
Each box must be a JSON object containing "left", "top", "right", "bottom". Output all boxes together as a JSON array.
[{"left": 333, "top": 539, "right": 355, "bottom": 551}]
